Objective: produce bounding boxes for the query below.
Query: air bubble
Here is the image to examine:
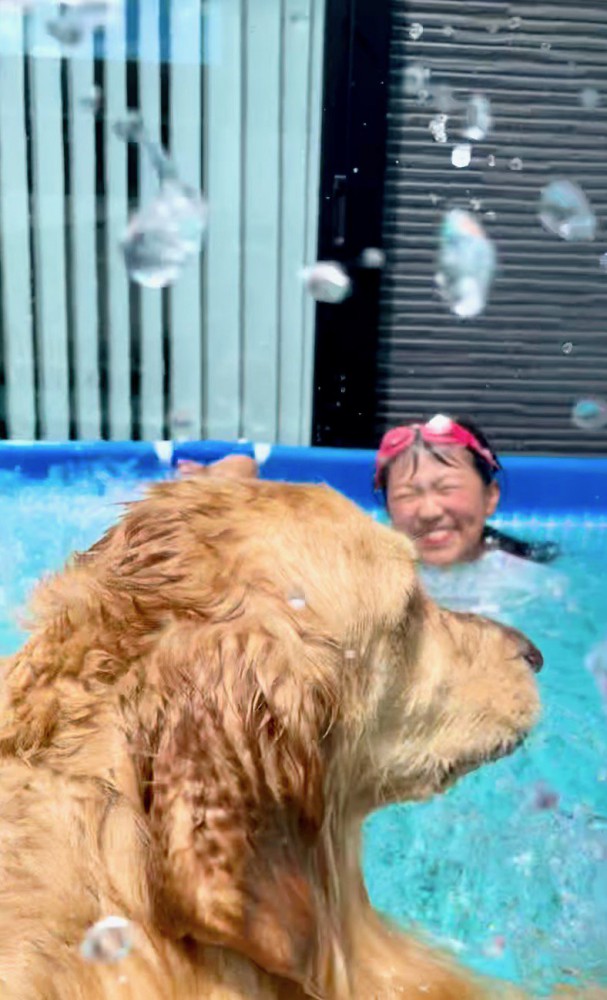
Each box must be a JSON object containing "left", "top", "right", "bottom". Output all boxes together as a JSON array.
[
  {"left": 538, "top": 180, "right": 596, "bottom": 242},
  {"left": 409, "top": 22, "right": 423, "bottom": 40},
  {"left": 403, "top": 63, "right": 431, "bottom": 97},
  {"left": 509, "top": 16, "right": 522, "bottom": 29},
  {"left": 302, "top": 261, "right": 352, "bottom": 304},
  {"left": 359, "top": 247, "right": 386, "bottom": 269},
  {"left": 561, "top": 342, "right": 573, "bottom": 355},
  {"left": 80, "top": 916, "right": 133, "bottom": 964},
  {"left": 442, "top": 25, "right": 454, "bottom": 37},
  {"left": 487, "top": 154, "right": 496, "bottom": 167},
  {"left": 509, "top": 157, "right": 523, "bottom": 171}
]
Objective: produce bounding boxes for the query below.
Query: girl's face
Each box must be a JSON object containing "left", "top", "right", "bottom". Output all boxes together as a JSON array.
[{"left": 386, "top": 447, "right": 500, "bottom": 566}]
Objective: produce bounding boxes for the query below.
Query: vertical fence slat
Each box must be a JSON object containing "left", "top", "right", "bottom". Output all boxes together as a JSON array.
[
  {"left": 0, "top": 12, "right": 35, "bottom": 439},
  {"left": 28, "top": 17, "right": 70, "bottom": 439},
  {"left": 168, "top": 0, "right": 203, "bottom": 441},
  {"left": 278, "top": 0, "right": 312, "bottom": 446},
  {"left": 241, "top": 0, "right": 281, "bottom": 441},
  {"left": 104, "top": 7, "right": 131, "bottom": 439},
  {"left": 138, "top": 0, "right": 164, "bottom": 441},
  {"left": 300, "top": 0, "right": 325, "bottom": 445},
  {"left": 67, "top": 42, "right": 101, "bottom": 439},
  {"left": 203, "top": 0, "right": 242, "bottom": 441}
]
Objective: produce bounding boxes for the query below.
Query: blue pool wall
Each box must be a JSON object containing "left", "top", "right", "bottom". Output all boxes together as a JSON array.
[{"left": 0, "top": 441, "right": 606, "bottom": 517}]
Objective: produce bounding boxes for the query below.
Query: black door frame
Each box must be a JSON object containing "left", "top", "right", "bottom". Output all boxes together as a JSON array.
[{"left": 311, "top": 0, "right": 391, "bottom": 448}]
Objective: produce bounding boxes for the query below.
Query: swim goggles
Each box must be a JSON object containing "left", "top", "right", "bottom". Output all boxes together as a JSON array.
[{"left": 374, "top": 414, "right": 499, "bottom": 488}]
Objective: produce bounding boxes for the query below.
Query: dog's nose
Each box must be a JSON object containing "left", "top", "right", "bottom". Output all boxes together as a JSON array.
[{"left": 520, "top": 638, "right": 543, "bottom": 673}]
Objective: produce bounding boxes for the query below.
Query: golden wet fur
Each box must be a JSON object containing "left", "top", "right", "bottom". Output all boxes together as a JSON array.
[{"left": 0, "top": 473, "right": 596, "bottom": 999}]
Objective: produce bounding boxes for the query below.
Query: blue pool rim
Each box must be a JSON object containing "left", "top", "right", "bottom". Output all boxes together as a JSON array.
[{"left": 0, "top": 440, "right": 606, "bottom": 516}]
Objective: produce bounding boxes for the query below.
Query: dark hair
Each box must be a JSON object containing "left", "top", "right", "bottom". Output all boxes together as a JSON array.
[{"left": 379, "top": 414, "right": 560, "bottom": 565}]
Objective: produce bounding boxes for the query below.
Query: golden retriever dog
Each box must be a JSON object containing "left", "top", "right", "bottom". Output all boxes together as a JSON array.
[{"left": 0, "top": 466, "right": 584, "bottom": 1000}]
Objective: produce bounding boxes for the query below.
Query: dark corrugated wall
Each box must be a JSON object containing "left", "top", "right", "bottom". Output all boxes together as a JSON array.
[{"left": 377, "top": 0, "right": 607, "bottom": 454}]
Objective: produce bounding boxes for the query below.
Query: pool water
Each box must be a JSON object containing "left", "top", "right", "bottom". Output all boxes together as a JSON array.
[{"left": 0, "top": 470, "right": 606, "bottom": 994}]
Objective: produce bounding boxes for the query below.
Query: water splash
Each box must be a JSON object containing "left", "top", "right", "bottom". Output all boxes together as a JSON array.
[
  {"left": 429, "top": 113, "right": 448, "bottom": 144},
  {"left": 571, "top": 398, "right": 607, "bottom": 432},
  {"left": 451, "top": 143, "right": 472, "bottom": 168},
  {"left": 301, "top": 261, "right": 352, "bottom": 304},
  {"left": 462, "top": 94, "right": 492, "bottom": 142},
  {"left": 435, "top": 209, "right": 496, "bottom": 318},
  {"left": 539, "top": 180, "right": 597, "bottom": 242},
  {"left": 46, "top": 0, "right": 122, "bottom": 47},
  {"left": 114, "top": 114, "right": 207, "bottom": 287}
]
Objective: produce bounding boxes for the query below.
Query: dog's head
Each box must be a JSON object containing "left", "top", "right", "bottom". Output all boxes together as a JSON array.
[{"left": 5, "top": 477, "right": 541, "bottom": 996}]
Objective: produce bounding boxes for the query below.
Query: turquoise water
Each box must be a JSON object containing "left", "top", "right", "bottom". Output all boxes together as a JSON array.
[{"left": 0, "top": 471, "right": 605, "bottom": 994}]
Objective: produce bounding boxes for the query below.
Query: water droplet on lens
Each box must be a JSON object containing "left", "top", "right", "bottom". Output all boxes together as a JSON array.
[
  {"left": 572, "top": 398, "right": 607, "bottom": 432},
  {"left": 509, "top": 16, "right": 522, "bottom": 29},
  {"left": 302, "top": 261, "right": 352, "bottom": 304},
  {"left": 409, "top": 22, "right": 423, "bottom": 40},
  {"left": 80, "top": 916, "right": 132, "bottom": 964},
  {"left": 451, "top": 143, "right": 472, "bottom": 168},
  {"left": 429, "top": 113, "right": 448, "bottom": 144},
  {"left": 122, "top": 180, "right": 208, "bottom": 289},
  {"left": 462, "top": 94, "right": 492, "bottom": 142},
  {"left": 562, "top": 341, "right": 573, "bottom": 354},
  {"left": 509, "top": 157, "right": 523, "bottom": 171},
  {"left": 435, "top": 209, "right": 496, "bottom": 319},
  {"left": 538, "top": 179, "right": 596, "bottom": 241},
  {"left": 579, "top": 87, "right": 601, "bottom": 110}
]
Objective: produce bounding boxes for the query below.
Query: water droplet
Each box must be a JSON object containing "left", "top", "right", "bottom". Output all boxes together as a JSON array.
[
  {"left": 409, "top": 22, "right": 423, "bottom": 40},
  {"left": 79, "top": 85, "right": 102, "bottom": 114},
  {"left": 122, "top": 180, "right": 208, "bottom": 289},
  {"left": 484, "top": 935, "right": 507, "bottom": 959},
  {"left": 46, "top": 0, "right": 122, "bottom": 47},
  {"left": 462, "top": 94, "right": 492, "bottom": 142},
  {"left": 509, "top": 16, "right": 522, "bottom": 29},
  {"left": 509, "top": 157, "right": 523, "bottom": 171},
  {"left": 538, "top": 179, "right": 597, "bottom": 241},
  {"left": 451, "top": 143, "right": 472, "bottom": 168},
  {"left": 442, "top": 25, "right": 454, "bottom": 37},
  {"left": 579, "top": 87, "right": 601, "bottom": 110},
  {"left": 428, "top": 113, "right": 448, "bottom": 144},
  {"left": 487, "top": 154, "right": 496, "bottom": 167},
  {"left": 562, "top": 341, "right": 573, "bottom": 354},
  {"left": 434, "top": 84, "right": 456, "bottom": 113},
  {"left": 288, "top": 591, "right": 306, "bottom": 611},
  {"left": 531, "top": 781, "right": 559, "bottom": 811},
  {"left": 435, "top": 209, "right": 496, "bottom": 319},
  {"left": 80, "top": 916, "right": 133, "bottom": 964},
  {"left": 403, "top": 63, "right": 430, "bottom": 97},
  {"left": 359, "top": 247, "right": 386, "bottom": 269},
  {"left": 302, "top": 261, "right": 352, "bottom": 304},
  {"left": 572, "top": 398, "right": 607, "bottom": 432}
]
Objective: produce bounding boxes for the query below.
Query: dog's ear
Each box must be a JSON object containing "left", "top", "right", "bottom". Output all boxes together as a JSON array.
[{"left": 146, "top": 626, "right": 343, "bottom": 996}]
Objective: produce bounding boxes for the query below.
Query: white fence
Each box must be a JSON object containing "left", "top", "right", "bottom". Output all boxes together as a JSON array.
[{"left": 0, "top": 0, "right": 325, "bottom": 444}]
